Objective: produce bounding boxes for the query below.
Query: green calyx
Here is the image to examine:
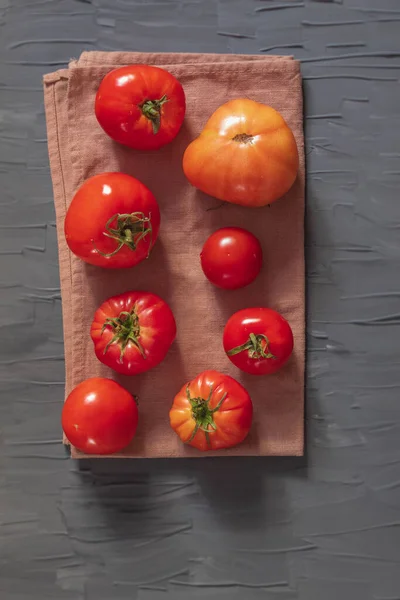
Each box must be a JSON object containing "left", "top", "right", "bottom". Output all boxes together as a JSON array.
[
  {"left": 102, "top": 306, "right": 146, "bottom": 363},
  {"left": 227, "top": 333, "right": 276, "bottom": 360},
  {"left": 186, "top": 386, "right": 227, "bottom": 447},
  {"left": 139, "top": 94, "right": 169, "bottom": 134},
  {"left": 93, "top": 211, "right": 152, "bottom": 258}
]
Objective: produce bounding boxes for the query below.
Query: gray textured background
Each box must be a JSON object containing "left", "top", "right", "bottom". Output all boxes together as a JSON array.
[{"left": 1, "top": 0, "right": 400, "bottom": 598}]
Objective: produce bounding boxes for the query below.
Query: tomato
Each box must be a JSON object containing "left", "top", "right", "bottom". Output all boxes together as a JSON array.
[
  {"left": 64, "top": 172, "right": 160, "bottom": 269},
  {"left": 169, "top": 370, "right": 253, "bottom": 451},
  {"left": 200, "top": 227, "right": 262, "bottom": 290},
  {"left": 90, "top": 291, "right": 176, "bottom": 375},
  {"left": 95, "top": 65, "right": 186, "bottom": 150},
  {"left": 223, "top": 308, "right": 294, "bottom": 375},
  {"left": 62, "top": 377, "right": 138, "bottom": 455},
  {"left": 183, "top": 98, "right": 299, "bottom": 207}
]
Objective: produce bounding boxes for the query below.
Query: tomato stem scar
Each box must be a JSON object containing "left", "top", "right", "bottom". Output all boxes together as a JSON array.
[{"left": 232, "top": 133, "right": 253, "bottom": 144}]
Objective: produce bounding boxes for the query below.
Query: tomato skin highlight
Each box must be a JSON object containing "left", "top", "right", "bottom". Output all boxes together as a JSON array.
[
  {"left": 90, "top": 291, "right": 177, "bottom": 376},
  {"left": 223, "top": 308, "right": 294, "bottom": 375},
  {"left": 62, "top": 377, "right": 138, "bottom": 455},
  {"left": 64, "top": 172, "right": 160, "bottom": 269},
  {"left": 183, "top": 98, "right": 299, "bottom": 207},
  {"left": 169, "top": 370, "right": 253, "bottom": 451},
  {"left": 200, "top": 227, "right": 262, "bottom": 290},
  {"left": 95, "top": 65, "right": 186, "bottom": 150}
]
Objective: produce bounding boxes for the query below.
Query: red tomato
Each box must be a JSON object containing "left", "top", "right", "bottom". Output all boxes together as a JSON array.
[
  {"left": 90, "top": 291, "right": 177, "bottom": 375},
  {"left": 223, "top": 308, "right": 294, "bottom": 375},
  {"left": 169, "top": 370, "right": 253, "bottom": 451},
  {"left": 200, "top": 227, "right": 262, "bottom": 290},
  {"left": 95, "top": 65, "right": 186, "bottom": 150},
  {"left": 62, "top": 377, "right": 138, "bottom": 455},
  {"left": 64, "top": 172, "right": 160, "bottom": 269}
]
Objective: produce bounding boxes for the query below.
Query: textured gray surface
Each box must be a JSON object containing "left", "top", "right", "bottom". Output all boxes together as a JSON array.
[{"left": 1, "top": 0, "right": 400, "bottom": 598}]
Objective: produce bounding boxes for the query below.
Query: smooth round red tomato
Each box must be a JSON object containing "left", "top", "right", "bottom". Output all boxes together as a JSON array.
[
  {"left": 183, "top": 98, "right": 298, "bottom": 207},
  {"left": 62, "top": 377, "right": 138, "bottom": 455},
  {"left": 200, "top": 227, "right": 262, "bottom": 290},
  {"left": 95, "top": 65, "right": 186, "bottom": 150},
  {"left": 223, "top": 308, "right": 294, "bottom": 375},
  {"left": 64, "top": 172, "right": 160, "bottom": 269},
  {"left": 90, "top": 291, "right": 177, "bottom": 376},
  {"left": 169, "top": 370, "right": 253, "bottom": 451}
]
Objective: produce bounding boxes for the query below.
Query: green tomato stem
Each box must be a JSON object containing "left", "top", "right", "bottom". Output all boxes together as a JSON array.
[
  {"left": 101, "top": 306, "right": 146, "bottom": 363},
  {"left": 186, "top": 385, "right": 227, "bottom": 447},
  {"left": 227, "top": 333, "right": 276, "bottom": 360},
  {"left": 92, "top": 211, "right": 152, "bottom": 258},
  {"left": 139, "top": 95, "right": 169, "bottom": 134}
]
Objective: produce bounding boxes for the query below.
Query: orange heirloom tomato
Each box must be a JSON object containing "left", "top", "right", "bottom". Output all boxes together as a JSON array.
[
  {"left": 169, "top": 370, "right": 253, "bottom": 451},
  {"left": 183, "top": 98, "right": 299, "bottom": 207}
]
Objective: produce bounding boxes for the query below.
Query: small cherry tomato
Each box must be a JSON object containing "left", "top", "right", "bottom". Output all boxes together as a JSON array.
[
  {"left": 223, "top": 308, "right": 294, "bottom": 375},
  {"left": 64, "top": 172, "right": 160, "bottom": 269},
  {"left": 169, "top": 370, "right": 253, "bottom": 451},
  {"left": 95, "top": 65, "right": 186, "bottom": 150},
  {"left": 90, "top": 291, "right": 177, "bottom": 376},
  {"left": 200, "top": 227, "right": 262, "bottom": 290},
  {"left": 62, "top": 377, "right": 138, "bottom": 455}
]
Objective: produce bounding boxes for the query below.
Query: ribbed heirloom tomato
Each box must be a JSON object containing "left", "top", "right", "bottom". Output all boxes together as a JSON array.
[
  {"left": 169, "top": 370, "right": 253, "bottom": 451},
  {"left": 223, "top": 308, "right": 294, "bottom": 375},
  {"left": 183, "top": 98, "right": 299, "bottom": 207},
  {"left": 62, "top": 377, "right": 138, "bottom": 455},
  {"left": 90, "top": 291, "right": 177, "bottom": 375},
  {"left": 64, "top": 172, "right": 160, "bottom": 269},
  {"left": 200, "top": 227, "right": 263, "bottom": 290},
  {"left": 95, "top": 65, "right": 186, "bottom": 150}
]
